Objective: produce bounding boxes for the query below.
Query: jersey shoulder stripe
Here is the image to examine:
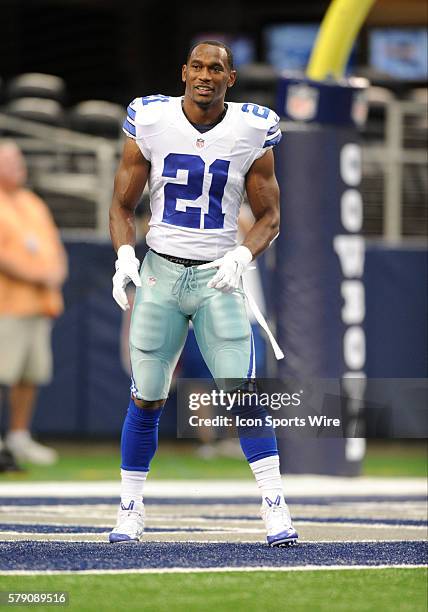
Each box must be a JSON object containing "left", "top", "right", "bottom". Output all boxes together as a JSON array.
[
  {"left": 237, "top": 101, "right": 282, "bottom": 149},
  {"left": 122, "top": 94, "right": 173, "bottom": 141},
  {"left": 267, "top": 120, "right": 280, "bottom": 136},
  {"left": 127, "top": 103, "right": 136, "bottom": 121},
  {"left": 263, "top": 130, "right": 282, "bottom": 148},
  {"left": 123, "top": 117, "right": 136, "bottom": 138}
]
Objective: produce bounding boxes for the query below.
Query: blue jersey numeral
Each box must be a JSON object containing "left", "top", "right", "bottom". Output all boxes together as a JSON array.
[
  {"left": 162, "top": 153, "right": 229, "bottom": 229},
  {"left": 142, "top": 95, "right": 170, "bottom": 105},
  {"left": 163, "top": 154, "right": 204, "bottom": 228},
  {"left": 241, "top": 103, "right": 270, "bottom": 119},
  {"left": 205, "top": 159, "right": 228, "bottom": 229}
]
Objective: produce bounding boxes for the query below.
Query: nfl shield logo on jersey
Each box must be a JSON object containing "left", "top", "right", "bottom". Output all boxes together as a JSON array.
[
  {"left": 147, "top": 276, "right": 157, "bottom": 287},
  {"left": 196, "top": 138, "right": 205, "bottom": 148}
]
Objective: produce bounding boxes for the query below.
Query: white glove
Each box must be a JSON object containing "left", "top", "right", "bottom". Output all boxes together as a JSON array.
[
  {"left": 198, "top": 246, "right": 253, "bottom": 293},
  {"left": 112, "top": 245, "right": 141, "bottom": 310}
]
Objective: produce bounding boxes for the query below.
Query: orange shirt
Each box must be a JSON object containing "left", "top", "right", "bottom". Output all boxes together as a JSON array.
[{"left": 0, "top": 187, "right": 66, "bottom": 317}]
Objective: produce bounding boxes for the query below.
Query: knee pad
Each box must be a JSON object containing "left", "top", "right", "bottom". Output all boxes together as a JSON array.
[{"left": 130, "top": 353, "right": 171, "bottom": 402}]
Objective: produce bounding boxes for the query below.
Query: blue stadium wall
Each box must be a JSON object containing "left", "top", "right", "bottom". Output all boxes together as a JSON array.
[{"left": 5, "top": 238, "right": 424, "bottom": 439}]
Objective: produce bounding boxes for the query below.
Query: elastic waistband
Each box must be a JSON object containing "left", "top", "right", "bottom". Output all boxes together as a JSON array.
[{"left": 150, "top": 249, "right": 212, "bottom": 268}]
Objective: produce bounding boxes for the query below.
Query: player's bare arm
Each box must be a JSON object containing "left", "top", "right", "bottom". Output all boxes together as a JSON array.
[
  {"left": 199, "top": 148, "right": 280, "bottom": 293},
  {"left": 243, "top": 148, "right": 280, "bottom": 259},
  {"left": 110, "top": 138, "right": 150, "bottom": 310},
  {"left": 109, "top": 138, "right": 150, "bottom": 252}
]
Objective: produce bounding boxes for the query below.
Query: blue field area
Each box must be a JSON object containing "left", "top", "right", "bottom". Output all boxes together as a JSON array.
[
  {"left": 1, "top": 488, "right": 426, "bottom": 575},
  {"left": 199, "top": 515, "right": 427, "bottom": 527},
  {"left": 0, "top": 495, "right": 426, "bottom": 506},
  {"left": 0, "top": 524, "right": 215, "bottom": 534},
  {"left": 0, "top": 541, "right": 426, "bottom": 572},
  {"left": 1, "top": 517, "right": 425, "bottom": 534}
]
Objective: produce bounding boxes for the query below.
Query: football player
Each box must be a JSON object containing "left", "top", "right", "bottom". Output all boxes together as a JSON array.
[{"left": 109, "top": 40, "right": 297, "bottom": 547}]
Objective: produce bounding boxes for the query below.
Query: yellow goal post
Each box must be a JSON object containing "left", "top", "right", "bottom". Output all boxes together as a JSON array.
[{"left": 306, "top": 0, "right": 376, "bottom": 81}]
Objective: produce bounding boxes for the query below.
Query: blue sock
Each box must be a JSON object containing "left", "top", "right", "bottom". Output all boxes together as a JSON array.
[
  {"left": 121, "top": 399, "right": 163, "bottom": 472},
  {"left": 231, "top": 402, "right": 278, "bottom": 464}
]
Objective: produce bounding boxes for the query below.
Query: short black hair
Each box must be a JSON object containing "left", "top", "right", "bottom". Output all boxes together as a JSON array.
[{"left": 186, "top": 40, "right": 234, "bottom": 71}]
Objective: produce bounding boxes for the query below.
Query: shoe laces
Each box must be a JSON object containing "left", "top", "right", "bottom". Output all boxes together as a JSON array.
[
  {"left": 262, "top": 503, "right": 292, "bottom": 532},
  {"left": 116, "top": 508, "right": 143, "bottom": 530}
]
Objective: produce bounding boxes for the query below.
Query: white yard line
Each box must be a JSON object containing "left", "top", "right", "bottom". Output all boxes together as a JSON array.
[
  {"left": 0, "top": 477, "right": 426, "bottom": 498},
  {"left": 0, "top": 564, "right": 425, "bottom": 576}
]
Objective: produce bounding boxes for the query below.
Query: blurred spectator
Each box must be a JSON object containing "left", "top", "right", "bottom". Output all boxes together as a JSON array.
[{"left": 0, "top": 141, "right": 68, "bottom": 471}]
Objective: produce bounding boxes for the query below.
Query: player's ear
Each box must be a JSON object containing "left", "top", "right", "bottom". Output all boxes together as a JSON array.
[
  {"left": 227, "top": 69, "right": 237, "bottom": 88},
  {"left": 182, "top": 64, "right": 187, "bottom": 83}
]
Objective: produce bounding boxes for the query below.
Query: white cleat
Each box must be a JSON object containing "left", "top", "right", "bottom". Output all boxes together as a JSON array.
[
  {"left": 5, "top": 430, "right": 58, "bottom": 466},
  {"left": 109, "top": 500, "right": 144, "bottom": 543},
  {"left": 261, "top": 495, "right": 298, "bottom": 547}
]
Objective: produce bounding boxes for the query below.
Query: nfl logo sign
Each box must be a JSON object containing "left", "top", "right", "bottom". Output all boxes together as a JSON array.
[
  {"left": 147, "top": 276, "right": 157, "bottom": 287},
  {"left": 286, "top": 84, "right": 319, "bottom": 121},
  {"left": 351, "top": 90, "right": 368, "bottom": 127},
  {"left": 196, "top": 138, "right": 205, "bottom": 148}
]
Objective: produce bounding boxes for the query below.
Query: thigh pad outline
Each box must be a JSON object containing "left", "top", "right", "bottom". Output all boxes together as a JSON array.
[
  {"left": 206, "top": 292, "right": 251, "bottom": 342},
  {"left": 130, "top": 301, "right": 169, "bottom": 352}
]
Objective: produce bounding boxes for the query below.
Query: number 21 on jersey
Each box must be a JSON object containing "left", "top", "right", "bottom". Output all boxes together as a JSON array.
[{"left": 161, "top": 153, "right": 229, "bottom": 229}]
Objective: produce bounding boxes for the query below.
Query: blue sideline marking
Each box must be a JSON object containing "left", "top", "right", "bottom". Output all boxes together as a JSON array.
[
  {"left": 0, "top": 541, "right": 426, "bottom": 571},
  {"left": 200, "top": 516, "right": 428, "bottom": 527},
  {"left": 0, "top": 524, "right": 219, "bottom": 534},
  {"left": 0, "top": 496, "right": 426, "bottom": 507}
]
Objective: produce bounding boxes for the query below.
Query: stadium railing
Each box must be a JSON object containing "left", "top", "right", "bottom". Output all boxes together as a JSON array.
[
  {"left": 0, "top": 93, "right": 427, "bottom": 240},
  {"left": 0, "top": 111, "right": 121, "bottom": 235},
  {"left": 361, "top": 98, "right": 427, "bottom": 239}
]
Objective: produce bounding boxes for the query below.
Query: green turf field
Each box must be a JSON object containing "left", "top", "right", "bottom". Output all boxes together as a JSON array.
[
  {"left": 1, "top": 440, "right": 426, "bottom": 481},
  {"left": 0, "top": 568, "right": 426, "bottom": 612}
]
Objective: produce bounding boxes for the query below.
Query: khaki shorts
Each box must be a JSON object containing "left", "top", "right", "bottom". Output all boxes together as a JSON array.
[{"left": 0, "top": 316, "right": 53, "bottom": 385}]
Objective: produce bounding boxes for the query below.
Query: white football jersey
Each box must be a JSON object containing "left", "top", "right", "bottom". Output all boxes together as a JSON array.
[{"left": 123, "top": 95, "right": 281, "bottom": 261}]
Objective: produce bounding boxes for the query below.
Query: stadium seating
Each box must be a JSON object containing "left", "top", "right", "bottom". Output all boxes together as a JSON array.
[
  {"left": 6, "top": 72, "right": 67, "bottom": 104},
  {"left": 69, "top": 100, "right": 124, "bottom": 139},
  {"left": 0, "top": 71, "right": 425, "bottom": 237},
  {"left": 5, "top": 97, "right": 66, "bottom": 127}
]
